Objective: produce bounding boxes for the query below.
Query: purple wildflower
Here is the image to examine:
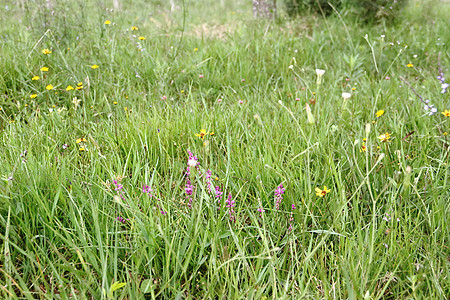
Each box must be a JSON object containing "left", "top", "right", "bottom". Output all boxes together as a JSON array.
[
  {"left": 206, "top": 169, "right": 212, "bottom": 193},
  {"left": 225, "top": 193, "right": 235, "bottom": 222},
  {"left": 274, "top": 183, "right": 285, "bottom": 210},
  {"left": 116, "top": 216, "right": 128, "bottom": 223},
  {"left": 113, "top": 180, "right": 125, "bottom": 199},
  {"left": 257, "top": 207, "right": 265, "bottom": 218},
  {"left": 215, "top": 186, "right": 223, "bottom": 209}
]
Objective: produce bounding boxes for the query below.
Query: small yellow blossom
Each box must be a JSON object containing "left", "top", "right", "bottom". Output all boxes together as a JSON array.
[
  {"left": 444, "top": 132, "right": 448, "bottom": 135},
  {"left": 40, "top": 67, "right": 49, "bottom": 72},
  {"left": 46, "top": 84, "right": 54, "bottom": 90},
  {"left": 194, "top": 48, "right": 198, "bottom": 51},
  {"left": 9, "top": 120, "right": 15, "bottom": 123},
  {"left": 77, "top": 82, "right": 83, "bottom": 86},
  {"left": 91, "top": 64, "right": 99, "bottom": 69},
  {"left": 376, "top": 110, "right": 385, "bottom": 118},
  {"left": 378, "top": 132, "right": 391, "bottom": 142},
  {"left": 76, "top": 138, "right": 87, "bottom": 144},
  {"left": 352, "top": 87, "right": 356, "bottom": 91},
  {"left": 32, "top": 76, "right": 40, "bottom": 80},
  {"left": 210, "top": 132, "right": 215, "bottom": 136},
  {"left": 442, "top": 110, "right": 450, "bottom": 117},
  {"left": 181, "top": 90, "right": 185, "bottom": 93},
  {"left": 360, "top": 142, "right": 367, "bottom": 152},
  {"left": 30, "top": 94, "right": 37, "bottom": 99},
  {"left": 66, "top": 85, "right": 74, "bottom": 91},
  {"left": 312, "top": 92, "right": 316, "bottom": 95},
  {"left": 104, "top": 20, "right": 111, "bottom": 25},
  {"left": 407, "top": 63, "right": 414, "bottom": 68},
  {"left": 113, "top": 101, "right": 118, "bottom": 105},
  {"left": 124, "top": 107, "right": 128, "bottom": 111},
  {"left": 138, "top": 36, "right": 145, "bottom": 40},
  {"left": 79, "top": 147, "right": 85, "bottom": 152},
  {"left": 195, "top": 129, "right": 209, "bottom": 140},
  {"left": 131, "top": 26, "right": 139, "bottom": 30},
  {"left": 41, "top": 49, "right": 52, "bottom": 54},
  {"left": 363, "top": 138, "right": 367, "bottom": 141},
  {"left": 315, "top": 186, "right": 331, "bottom": 197},
  {"left": 76, "top": 86, "right": 83, "bottom": 90}
]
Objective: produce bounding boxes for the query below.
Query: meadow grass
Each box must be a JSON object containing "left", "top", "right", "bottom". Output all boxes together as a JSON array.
[{"left": 0, "top": 0, "right": 449, "bottom": 298}]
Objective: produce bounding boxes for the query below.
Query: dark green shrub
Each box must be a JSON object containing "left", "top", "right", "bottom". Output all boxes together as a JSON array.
[
  {"left": 285, "top": 0, "right": 342, "bottom": 17},
  {"left": 345, "top": 0, "right": 409, "bottom": 23},
  {"left": 284, "top": 0, "right": 408, "bottom": 23}
]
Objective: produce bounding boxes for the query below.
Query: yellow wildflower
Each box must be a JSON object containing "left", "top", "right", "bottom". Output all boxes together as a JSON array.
[
  {"left": 41, "top": 49, "right": 52, "bottom": 54},
  {"left": 91, "top": 64, "right": 99, "bottom": 69},
  {"left": 378, "top": 132, "right": 391, "bottom": 142},
  {"left": 131, "top": 26, "right": 139, "bottom": 30},
  {"left": 442, "top": 110, "right": 450, "bottom": 117},
  {"left": 407, "top": 63, "right": 414, "bottom": 68},
  {"left": 66, "top": 86, "right": 74, "bottom": 91},
  {"left": 32, "top": 76, "right": 40, "bottom": 80},
  {"left": 315, "top": 186, "right": 331, "bottom": 197},
  {"left": 376, "top": 110, "right": 385, "bottom": 118},
  {"left": 46, "top": 84, "right": 54, "bottom": 90},
  {"left": 40, "top": 67, "right": 49, "bottom": 72},
  {"left": 30, "top": 94, "right": 37, "bottom": 99},
  {"left": 360, "top": 142, "right": 367, "bottom": 152},
  {"left": 195, "top": 129, "right": 209, "bottom": 140},
  {"left": 138, "top": 36, "right": 145, "bottom": 40},
  {"left": 104, "top": 20, "right": 111, "bottom": 25}
]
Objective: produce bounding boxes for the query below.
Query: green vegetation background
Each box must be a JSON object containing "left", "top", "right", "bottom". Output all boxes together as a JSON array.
[{"left": 0, "top": 0, "right": 448, "bottom": 298}]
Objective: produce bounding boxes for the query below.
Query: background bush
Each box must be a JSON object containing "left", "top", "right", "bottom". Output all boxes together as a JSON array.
[{"left": 284, "top": 0, "right": 409, "bottom": 23}]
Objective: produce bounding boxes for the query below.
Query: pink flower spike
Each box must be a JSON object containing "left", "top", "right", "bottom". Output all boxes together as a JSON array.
[
  {"left": 161, "top": 95, "right": 167, "bottom": 100},
  {"left": 241, "top": 79, "right": 245, "bottom": 82},
  {"left": 217, "top": 98, "right": 222, "bottom": 102},
  {"left": 295, "top": 98, "right": 300, "bottom": 101},
  {"left": 199, "top": 74, "right": 204, "bottom": 78},
  {"left": 238, "top": 100, "right": 243, "bottom": 104},
  {"left": 385, "top": 76, "right": 391, "bottom": 80}
]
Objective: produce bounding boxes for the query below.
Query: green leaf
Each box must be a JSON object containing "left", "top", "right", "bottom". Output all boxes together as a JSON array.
[
  {"left": 140, "top": 279, "right": 152, "bottom": 294},
  {"left": 108, "top": 282, "right": 126, "bottom": 298}
]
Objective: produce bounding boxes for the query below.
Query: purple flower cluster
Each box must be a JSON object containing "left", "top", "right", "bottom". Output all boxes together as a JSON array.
[
  {"left": 185, "top": 150, "right": 199, "bottom": 209},
  {"left": 116, "top": 216, "right": 128, "bottom": 223},
  {"left": 113, "top": 180, "right": 125, "bottom": 200},
  {"left": 274, "top": 183, "right": 285, "bottom": 210},
  {"left": 257, "top": 207, "right": 265, "bottom": 218},
  {"left": 215, "top": 186, "right": 223, "bottom": 209},
  {"left": 225, "top": 193, "right": 235, "bottom": 222},
  {"left": 205, "top": 169, "right": 212, "bottom": 193},
  {"left": 142, "top": 184, "right": 166, "bottom": 215}
]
